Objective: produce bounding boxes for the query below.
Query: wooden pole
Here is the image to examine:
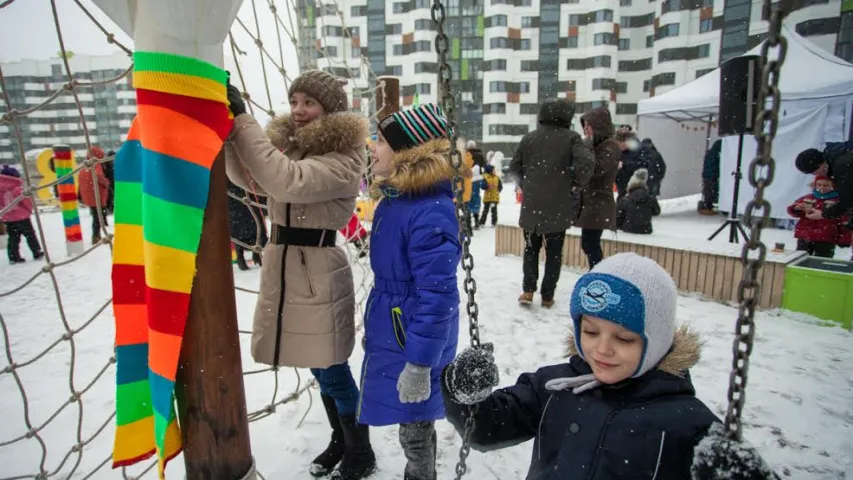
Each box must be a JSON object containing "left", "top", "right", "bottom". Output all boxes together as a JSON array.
[
  {"left": 176, "top": 150, "right": 255, "bottom": 480},
  {"left": 375, "top": 76, "right": 400, "bottom": 120}
]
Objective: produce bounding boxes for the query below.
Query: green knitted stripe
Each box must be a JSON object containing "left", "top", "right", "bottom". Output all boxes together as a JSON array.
[{"left": 133, "top": 51, "right": 227, "bottom": 85}]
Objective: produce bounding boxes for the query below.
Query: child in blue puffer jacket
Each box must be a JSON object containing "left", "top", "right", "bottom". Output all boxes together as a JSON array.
[{"left": 361, "top": 103, "right": 462, "bottom": 480}]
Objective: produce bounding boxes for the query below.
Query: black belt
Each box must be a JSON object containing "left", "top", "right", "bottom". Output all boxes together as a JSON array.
[{"left": 270, "top": 225, "right": 337, "bottom": 247}]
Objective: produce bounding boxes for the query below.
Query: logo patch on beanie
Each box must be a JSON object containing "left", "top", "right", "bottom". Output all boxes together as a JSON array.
[{"left": 579, "top": 280, "right": 621, "bottom": 313}]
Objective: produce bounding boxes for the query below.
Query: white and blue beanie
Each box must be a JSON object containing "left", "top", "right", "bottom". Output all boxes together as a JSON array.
[{"left": 570, "top": 252, "right": 678, "bottom": 378}]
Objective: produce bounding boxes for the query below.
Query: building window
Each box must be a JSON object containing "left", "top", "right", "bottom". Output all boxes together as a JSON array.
[
  {"left": 351, "top": 5, "right": 367, "bottom": 16},
  {"left": 618, "top": 38, "right": 630, "bottom": 50},
  {"left": 700, "top": 18, "right": 713, "bottom": 33},
  {"left": 616, "top": 103, "right": 638, "bottom": 115},
  {"left": 520, "top": 39, "right": 531, "bottom": 50},
  {"left": 414, "top": 62, "right": 438, "bottom": 73},
  {"left": 620, "top": 0, "right": 632, "bottom": 5},
  {"left": 569, "top": 14, "right": 581, "bottom": 26},
  {"left": 484, "top": 103, "right": 507, "bottom": 114},
  {"left": 646, "top": 35, "right": 654, "bottom": 47},
  {"left": 415, "top": 19, "right": 434, "bottom": 30},
  {"left": 696, "top": 67, "right": 715, "bottom": 78},
  {"left": 567, "top": 36, "right": 579, "bottom": 48},
  {"left": 593, "top": 56, "right": 611, "bottom": 68},
  {"left": 489, "top": 124, "right": 530, "bottom": 136},
  {"left": 592, "top": 78, "right": 615, "bottom": 90},
  {"left": 652, "top": 72, "right": 676, "bottom": 86},
  {"left": 386, "top": 23, "right": 403, "bottom": 34},
  {"left": 522, "top": 16, "right": 536, "bottom": 28},
  {"left": 388, "top": 65, "right": 403, "bottom": 76},
  {"left": 697, "top": 44, "right": 710, "bottom": 58},
  {"left": 490, "top": 37, "right": 508, "bottom": 48},
  {"left": 392, "top": 2, "right": 409, "bottom": 13},
  {"left": 656, "top": 23, "right": 680, "bottom": 40},
  {"left": 487, "top": 59, "right": 508, "bottom": 70},
  {"left": 490, "top": 81, "right": 506, "bottom": 92},
  {"left": 616, "top": 82, "right": 628, "bottom": 93},
  {"left": 618, "top": 58, "right": 653, "bottom": 71},
  {"left": 594, "top": 33, "right": 617, "bottom": 45},
  {"left": 592, "top": 9, "right": 614, "bottom": 23},
  {"left": 489, "top": 14, "right": 507, "bottom": 26}
]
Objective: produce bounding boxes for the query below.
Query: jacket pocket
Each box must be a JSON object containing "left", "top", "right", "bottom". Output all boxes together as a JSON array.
[
  {"left": 299, "top": 250, "right": 315, "bottom": 297},
  {"left": 391, "top": 307, "right": 407, "bottom": 349}
]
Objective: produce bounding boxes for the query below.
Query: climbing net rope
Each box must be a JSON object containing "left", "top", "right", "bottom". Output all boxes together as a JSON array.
[{"left": 0, "top": 0, "right": 387, "bottom": 478}]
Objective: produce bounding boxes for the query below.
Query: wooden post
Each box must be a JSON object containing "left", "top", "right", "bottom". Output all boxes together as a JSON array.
[
  {"left": 176, "top": 151, "right": 255, "bottom": 480},
  {"left": 375, "top": 76, "right": 400, "bottom": 120}
]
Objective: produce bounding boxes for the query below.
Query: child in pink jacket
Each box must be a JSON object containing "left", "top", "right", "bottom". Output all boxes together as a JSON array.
[{"left": 0, "top": 171, "right": 43, "bottom": 264}]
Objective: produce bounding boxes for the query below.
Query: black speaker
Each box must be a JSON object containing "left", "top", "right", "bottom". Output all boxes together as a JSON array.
[{"left": 718, "top": 55, "right": 762, "bottom": 136}]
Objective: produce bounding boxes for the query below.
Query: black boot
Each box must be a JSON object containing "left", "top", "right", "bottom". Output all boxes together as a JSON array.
[
  {"left": 252, "top": 251, "right": 263, "bottom": 267},
  {"left": 310, "top": 395, "right": 345, "bottom": 477},
  {"left": 331, "top": 415, "right": 376, "bottom": 480},
  {"left": 235, "top": 246, "right": 250, "bottom": 271}
]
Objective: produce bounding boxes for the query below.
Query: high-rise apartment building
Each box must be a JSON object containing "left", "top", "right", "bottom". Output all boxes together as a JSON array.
[
  {"left": 0, "top": 52, "right": 135, "bottom": 163},
  {"left": 302, "top": 0, "right": 850, "bottom": 154}
]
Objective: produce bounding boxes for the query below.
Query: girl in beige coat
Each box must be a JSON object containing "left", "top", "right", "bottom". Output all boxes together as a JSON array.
[{"left": 225, "top": 70, "right": 375, "bottom": 480}]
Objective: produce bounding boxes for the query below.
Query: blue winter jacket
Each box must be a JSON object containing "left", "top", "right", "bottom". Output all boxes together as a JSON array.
[
  {"left": 443, "top": 327, "right": 722, "bottom": 479},
  {"left": 358, "top": 139, "right": 462, "bottom": 426}
]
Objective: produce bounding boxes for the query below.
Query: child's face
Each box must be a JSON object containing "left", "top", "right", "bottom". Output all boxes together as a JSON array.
[
  {"left": 579, "top": 315, "right": 643, "bottom": 384},
  {"left": 369, "top": 132, "right": 394, "bottom": 178},
  {"left": 815, "top": 179, "right": 834, "bottom": 194}
]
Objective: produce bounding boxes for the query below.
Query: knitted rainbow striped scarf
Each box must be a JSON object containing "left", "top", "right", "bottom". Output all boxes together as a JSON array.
[
  {"left": 52, "top": 146, "right": 83, "bottom": 244},
  {"left": 111, "top": 51, "right": 233, "bottom": 478}
]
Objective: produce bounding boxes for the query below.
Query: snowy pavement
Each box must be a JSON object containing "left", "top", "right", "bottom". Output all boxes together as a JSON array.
[{"left": 1, "top": 206, "right": 852, "bottom": 479}]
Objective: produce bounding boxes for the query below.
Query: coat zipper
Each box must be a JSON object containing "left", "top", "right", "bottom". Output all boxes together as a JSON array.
[
  {"left": 356, "top": 353, "right": 371, "bottom": 420},
  {"left": 537, "top": 394, "right": 555, "bottom": 461},
  {"left": 586, "top": 406, "right": 624, "bottom": 479},
  {"left": 271, "top": 203, "right": 292, "bottom": 366},
  {"left": 391, "top": 307, "right": 406, "bottom": 349},
  {"left": 299, "top": 250, "right": 315, "bottom": 297}
]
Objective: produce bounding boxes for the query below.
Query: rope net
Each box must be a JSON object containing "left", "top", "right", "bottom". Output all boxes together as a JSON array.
[{"left": 0, "top": 0, "right": 387, "bottom": 478}]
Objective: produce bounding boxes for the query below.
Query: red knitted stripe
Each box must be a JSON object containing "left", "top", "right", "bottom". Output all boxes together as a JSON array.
[
  {"left": 146, "top": 287, "right": 191, "bottom": 337},
  {"left": 112, "top": 264, "right": 146, "bottom": 304},
  {"left": 136, "top": 89, "right": 232, "bottom": 140}
]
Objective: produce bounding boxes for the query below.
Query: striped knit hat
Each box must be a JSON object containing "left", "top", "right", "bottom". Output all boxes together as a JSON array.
[{"left": 378, "top": 103, "right": 449, "bottom": 151}]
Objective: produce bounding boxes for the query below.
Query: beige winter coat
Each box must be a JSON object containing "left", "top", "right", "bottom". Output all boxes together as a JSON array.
[{"left": 225, "top": 112, "right": 368, "bottom": 369}]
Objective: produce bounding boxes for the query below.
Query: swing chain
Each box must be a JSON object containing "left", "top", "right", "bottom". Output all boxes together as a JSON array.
[
  {"left": 432, "top": 1, "right": 482, "bottom": 478},
  {"left": 725, "top": 0, "right": 788, "bottom": 441}
]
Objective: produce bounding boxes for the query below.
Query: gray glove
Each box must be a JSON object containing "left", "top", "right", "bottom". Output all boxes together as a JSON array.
[{"left": 397, "top": 363, "right": 431, "bottom": 404}]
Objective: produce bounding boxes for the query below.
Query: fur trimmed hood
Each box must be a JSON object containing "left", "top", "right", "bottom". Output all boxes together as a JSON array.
[
  {"left": 264, "top": 112, "right": 368, "bottom": 156},
  {"left": 567, "top": 324, "right": 702, "bottom": 377},
  {"left": 374, "top": 138, "right": 471, "bottom": 198}
]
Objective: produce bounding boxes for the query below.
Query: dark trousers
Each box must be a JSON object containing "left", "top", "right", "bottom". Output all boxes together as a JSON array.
[
  {"left": 6, "top": 219, "right": 41, "bottom": 260},
  {"left": 581, "top": 229, "right": 604, "bottom": 270},
  {"left": 478, "top": 202, "right": 498, "bottom": 226},
  {"left": 310, "top": 362, "right": 360, "bottom": 416},
  {"left": 701, "top": 178, "right": 719, "bottom": 210},
  {"left": 90, "top": 207, "right": 108, "bottom": 239},
  {"left": 796, "top": 239, "right": 835, "bottom": 258},
  {"left": 399, "top": 421, "right": 437, "bottom": 480},
  {"left": 523, "top": 230, "right": 565, "bottom": 301}
]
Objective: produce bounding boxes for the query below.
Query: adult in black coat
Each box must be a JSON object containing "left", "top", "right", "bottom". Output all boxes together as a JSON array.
[
  {"left": 509, "top": 99, "right": 594, "bottom": 307},
  {"left": 639, "top": 138, "right": 667, "bottom": 197},
  {"left": 617, "top": 168, "right": 660, "bottom": 234},
  {"left": 614, "top": 132, "right": 644, "bottom": 200},
  {"left": 227, "top": 180, "right": 268, "bottom": 270},
  {"left": 796, "top": 148, "right": 853, "bottom": 220}
]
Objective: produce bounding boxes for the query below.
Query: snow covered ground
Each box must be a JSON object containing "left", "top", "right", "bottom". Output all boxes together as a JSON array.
[{"left": 1, "top": 192, "right": 852, "bottom": 479}]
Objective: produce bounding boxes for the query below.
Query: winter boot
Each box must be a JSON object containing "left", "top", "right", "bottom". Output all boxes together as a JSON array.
[
  {"left": 92, "top": 234, "right": 102, "bottom": 245},
  {"left": 541, "top": 297, "right": 555, "bottom": 309},
  {"left": 331, "top": 415, "right": 376, "bottom": 480},
  {"left": 252, "top": 251, "right": 263, "bottom": 267},
  {"left": 310, "top": 395, "right": 345, "bottom": 477},
  {"left": 33, "top": 251, "right": 44, "bottom": 260},
  {"left": 9, "top": 257, "right": 25, "bottom": 264},
  {"left": 518, "top": 292, "right": 534, "bottom": 306},
  {"left": 235, "top": 254, "right": 250, "bottom": 271}
]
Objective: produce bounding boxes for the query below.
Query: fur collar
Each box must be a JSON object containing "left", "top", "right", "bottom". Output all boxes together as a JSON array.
[
  {"left": 566, "top": 325, "right": 701, "bottom": 377},
  {"left": 373, "top": 139, "right": 470, "bottom": 198},
  {"left": 264, "top": 112, "right": 368, "bottom": 156}
]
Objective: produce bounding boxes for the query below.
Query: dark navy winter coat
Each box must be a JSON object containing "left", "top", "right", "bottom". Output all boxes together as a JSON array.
[
  {"left": 443, "top": 327, "right": 720, "bottom": 479},
  {"left": 358, "top": 139, "right": 462, "bottom": 426}
]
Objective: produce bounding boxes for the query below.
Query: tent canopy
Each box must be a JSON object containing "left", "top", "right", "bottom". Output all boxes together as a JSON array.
[{"left": 637, "top": 26, "right": 853, "bottom": 120}]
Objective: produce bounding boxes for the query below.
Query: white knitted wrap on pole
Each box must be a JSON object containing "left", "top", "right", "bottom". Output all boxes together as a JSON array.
[{"left": 89, "top": 0, "right": 244, "bottom": 67}]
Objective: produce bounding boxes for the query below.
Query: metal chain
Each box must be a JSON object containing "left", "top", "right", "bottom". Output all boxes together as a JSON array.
[
  {"left": 431, "top": 2, "right": 482, "bottom": 478},
  {"left": 724, "top": 0, "right": 788, "bottom": 441}
]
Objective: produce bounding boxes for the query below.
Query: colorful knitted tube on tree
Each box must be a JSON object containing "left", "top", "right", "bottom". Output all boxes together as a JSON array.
[
  {"left": 52, "top": 146, "right": 83, "bottom": 246},
  {"left": 111, "top": 51, "right": 233, "bottom": 478}
]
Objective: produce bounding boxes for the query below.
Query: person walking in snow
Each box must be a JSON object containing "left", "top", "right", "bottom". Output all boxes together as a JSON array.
[
  {"left": 788, "top": 175, "right": 847, "bottom": 258},
  {"left": 0, "top": 170, "right": 43, "bottom": 264},
  {"left": 613, "top": 131, "right": 642, "bottom": 201},
  {"left": 574, "top": 106, "right": 620, "bottom": 271},
  {"left": 225, "top": 70, "right": 375, "bottom": 479},
  {"left": 226, "top": 180, "right": 267, "bottom": 270},
  {"left": 441, "top": 252, "right": 778, "bottom": 480},
  {"left": 467, "top": 140, "right": 485, "bottom": 229},
  {"left": 362, "top": 104, "right": 462, "bottom": 480},
  {"left": 509, "top": 98, "right": 594, "bottom": 308},
  {"left": 616, "top": 168, "right": 660, "bottom": 235},
  {"left": 478, "top": 164, "right": 502, "bottom": 227},
  {"left": 699, "top": 139, "right": 722, "bottom": 215},
  {"left": 77, "top": 146, "right": 111, "bottom": 245}
]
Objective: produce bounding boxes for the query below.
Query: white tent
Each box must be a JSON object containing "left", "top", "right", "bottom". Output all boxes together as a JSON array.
[{"left": 637, "top": 26, "right": 853, "bottom": 216}]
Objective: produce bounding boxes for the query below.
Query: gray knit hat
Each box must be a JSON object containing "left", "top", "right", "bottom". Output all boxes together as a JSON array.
[
  {"left": 546, "top": 253, "right": 678, "bottom": 394},
  {"left": 288, "top": 70, "right": 349, "bottom": 113}
]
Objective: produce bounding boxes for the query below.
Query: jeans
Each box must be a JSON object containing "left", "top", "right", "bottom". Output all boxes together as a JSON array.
[
  {"left": 399, "top": 421, "right": 437, "bottom": 480},
  {"left": 796, "top": 239, "right": 835, "bottom": 258},
  {"left": 581, "top": 229, "right": 604, "bottom": 270},
  {"left": 311, "top": 362, "right": 360, "bottom": 416},
  {"left": 5, "top": 219, "right": 41, "bottom": 260},
  {"left": 522, "top": 230, "right": 565, "bottom": 301}
]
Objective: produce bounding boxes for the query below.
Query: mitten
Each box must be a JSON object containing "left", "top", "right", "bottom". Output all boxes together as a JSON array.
[
  {"left": 397, "top": 363, "right": 431, "bottom": 404},
  {"left": 444, "top": 343, "right": 499, "bottom": 405},
  {"left": 226, "top": 82, "right": 247, "bottom": 117},
  {"left": 692, "top": 423, "right": 778, "bottom": 480}
]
